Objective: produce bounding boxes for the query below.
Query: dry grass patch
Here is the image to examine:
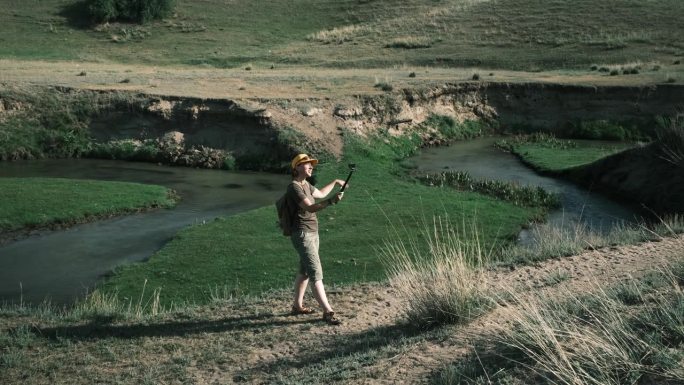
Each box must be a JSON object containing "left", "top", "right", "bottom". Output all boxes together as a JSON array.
[{"left": 306, "top": 24, "right": 373, "bottom": 44}]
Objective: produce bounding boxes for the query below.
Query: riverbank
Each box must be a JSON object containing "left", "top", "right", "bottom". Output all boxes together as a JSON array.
[{"left": 496, "top": 129, "right": 684, "bottom": 215}]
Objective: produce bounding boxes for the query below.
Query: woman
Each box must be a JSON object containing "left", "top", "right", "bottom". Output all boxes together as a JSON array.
[{"left": 286, "top": 153, "right": 346, "bottom": 325}]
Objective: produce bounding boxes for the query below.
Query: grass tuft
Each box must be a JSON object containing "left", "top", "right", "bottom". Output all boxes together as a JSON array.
[
  {"left": 380, "top": 217, "right": 493, "bottom": 328},
  {"left": 385, "top": 37, "right": 432, "bottom": 49},
  {"left": 655, "top": 116, "right": 684, "bottom": 167}
]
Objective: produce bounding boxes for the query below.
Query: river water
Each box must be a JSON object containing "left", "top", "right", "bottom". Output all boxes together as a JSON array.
[
  {"left": 0, "top": 159, "right": 286, "bottom": 305},
  {"left": 410, "top": 137, "right": 640, "bottom": 239},
  {"left": 1, "top": 139, "right": 639, "bottom": 304}
]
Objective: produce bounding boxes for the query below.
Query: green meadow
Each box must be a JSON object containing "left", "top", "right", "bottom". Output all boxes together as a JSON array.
[
  {"left": 504, "top": 138, "right": 637, "bottom": 172},
  {"left": 0, "top": 177, "right": 177, "bottom": 232}
]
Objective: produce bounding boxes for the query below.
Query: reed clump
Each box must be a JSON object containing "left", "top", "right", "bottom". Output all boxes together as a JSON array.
[{"left": 419, "top": 171, "right": 560, "bottom": 209}]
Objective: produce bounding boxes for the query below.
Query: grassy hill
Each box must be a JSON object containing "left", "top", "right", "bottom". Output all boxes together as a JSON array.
[{"left": 1, "top": 0, "right": 682, "bottom": 70}]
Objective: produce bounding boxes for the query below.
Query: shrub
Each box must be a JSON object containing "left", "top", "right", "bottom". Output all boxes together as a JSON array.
[
  {"left": 374, "top": 82, "right": 393, "bottom": 92},
  {"left": 590, "top": 64, "right": 598, "bottom": 71},
  {"left": 222, "top": 154, "right": 236, "bottom": 170},
  {"left": 408, "top": 72, "right": 416, "bottom": 78},
  {"left": 87, "top": 0, "right": 176, "bottom": 24},
  {"left": 610, "top": 69, "right": 619, "bottom": 76},
  {"left": 88, "top": 0, "right": 118, "bottom": 22},
  {"left": 471, "top": 73, "right": 480, "bottom": 80}
]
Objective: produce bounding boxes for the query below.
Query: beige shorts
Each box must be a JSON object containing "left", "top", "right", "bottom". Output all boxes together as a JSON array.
[{"left": 290, "top": 230, "right": 323, "bottom": 282}]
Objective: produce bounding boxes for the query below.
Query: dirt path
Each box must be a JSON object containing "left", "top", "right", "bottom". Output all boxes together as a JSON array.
[{"left": 176, "top": 234, "right": 683, "bottom": 384}]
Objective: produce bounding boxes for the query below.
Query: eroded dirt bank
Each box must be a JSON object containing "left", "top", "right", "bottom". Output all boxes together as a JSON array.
[
  {"left": 3, "top": 81, "right": 682, "bottom": 213},
  {"left": 26, "top": 81, "right": 682, "bottom": 168}
]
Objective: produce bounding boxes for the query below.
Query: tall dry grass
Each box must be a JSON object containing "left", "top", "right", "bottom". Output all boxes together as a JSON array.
[
  {"left": 380, "top": 217, "right": 493, "bottom": 328},
  {"left": 482, "top": 265, "right": 684, "bottom": 385},
  {"left": 656, "top": 115, "right": 684, "bottom": 167},
  {"left": 506, "top": 214, "right": 684, "bottom": 264},
  {"left": 72, "top": 281, "right": 163, "bottom": 319}
]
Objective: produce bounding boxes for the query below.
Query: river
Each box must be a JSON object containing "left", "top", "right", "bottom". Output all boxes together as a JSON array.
[{"left": 0, "top": 159, "right": 286, "bottom": 305}]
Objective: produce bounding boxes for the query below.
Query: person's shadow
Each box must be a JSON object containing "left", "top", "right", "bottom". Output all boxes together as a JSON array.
[{"left": 28, "top": 311, "right": 317, "bottom": 341}]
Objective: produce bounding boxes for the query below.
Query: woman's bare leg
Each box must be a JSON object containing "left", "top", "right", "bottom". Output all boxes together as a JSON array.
[
  {"left": 312, "top": 280, "right": 333, "bottom": 313},
  {"left": 292, "top": 273, "right": 309, "bottom": 308}
]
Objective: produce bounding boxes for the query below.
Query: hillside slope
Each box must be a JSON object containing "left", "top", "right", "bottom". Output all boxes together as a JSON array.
[{"left": 1, "top": 0, "right": 682, "bottom": 69}]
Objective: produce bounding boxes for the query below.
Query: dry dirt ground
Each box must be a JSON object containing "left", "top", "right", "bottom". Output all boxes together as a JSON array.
[
  {"left": 0, "top": 59, "right": 673, "bottom": 100},
  {"left": 5, "top": 234, "right": 681, "bottom": 385}
]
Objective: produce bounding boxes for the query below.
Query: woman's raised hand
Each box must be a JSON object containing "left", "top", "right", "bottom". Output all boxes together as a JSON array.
[{"left": 332, "top": 192, "right": 344, "bottom": 204}]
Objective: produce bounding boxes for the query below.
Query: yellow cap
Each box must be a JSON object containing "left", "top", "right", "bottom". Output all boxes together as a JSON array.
[{"left": 291, "top": 153, "right": 318, "bottom": 170}]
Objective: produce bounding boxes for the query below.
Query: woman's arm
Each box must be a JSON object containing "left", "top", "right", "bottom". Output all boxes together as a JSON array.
[
  {"left": 298, "top": 196, "right": 337, "bottom": 213},
  {"left": 312, "top": 179, "right": 346, "bottom": 199}
]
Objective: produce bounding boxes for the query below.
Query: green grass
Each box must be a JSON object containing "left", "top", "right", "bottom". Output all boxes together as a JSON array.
[
  {"left": 497, "top": 135, "right": 637, "bottom": 172},
  {"left": 0, "top": 0, "right": 682, "bottom": 70},
  {"left": 103, "top": 133, "right": 545, "bottom": 305},
  {"left": 514, "top": 141, "right": 636, "bottom": 171},
  {"left": 381, "top": 217, "right": 494, "bottom": 329},
  {"left": 0, "top": 177, "right": 177, "bottom": 232}
]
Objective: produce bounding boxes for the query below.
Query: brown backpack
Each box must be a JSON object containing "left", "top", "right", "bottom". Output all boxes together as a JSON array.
[{"left": 275, "top": 193, "right": 296, "bottom": 236}]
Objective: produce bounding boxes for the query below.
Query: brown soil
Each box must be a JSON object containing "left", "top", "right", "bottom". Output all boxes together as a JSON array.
[{"left": 2, "top": 59, "right": 671, "bottom": 100}]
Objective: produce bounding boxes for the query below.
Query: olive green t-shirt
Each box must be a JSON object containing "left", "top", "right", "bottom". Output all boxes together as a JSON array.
[{"left": 287, "top": 180, "right": 318, "bottom": 233}]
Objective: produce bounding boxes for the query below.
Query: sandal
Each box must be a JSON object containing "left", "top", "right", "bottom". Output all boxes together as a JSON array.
[
  {"left": 291, "top": 305, "right": 315, "bottom": 315},
  {"left": 323, "top": 311, "right": 341, "bottom": 325}
]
